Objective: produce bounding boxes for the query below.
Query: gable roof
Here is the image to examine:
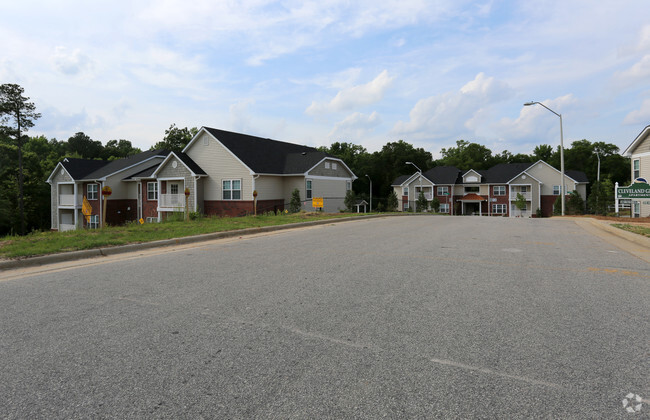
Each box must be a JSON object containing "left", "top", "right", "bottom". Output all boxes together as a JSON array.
[
  {"left": 151, "top": 151, "right": 207, "bottom": 178},
  {"left": 623, "top": 125, "right": 650, "bottom": 156},
  {"left": 565, "top": 169, "right": 589, "bottom": 183},
  {"left": 196, "top": 127, "right": 335, "bottom": 175},
  {"left": 481, "top": 162, "right": 534, "bottom": 183},
  {"left": 83, "top": 150, "right": 169, "bottom": 180},
  {"left": 58, "top": 158, "right": 107, "bottom": 180},
  {"left": 423, "top": 166, "right": 462, "bottom": 185},
  {"left": 391, "top": 174, "right": 411, "bottom": 186}
]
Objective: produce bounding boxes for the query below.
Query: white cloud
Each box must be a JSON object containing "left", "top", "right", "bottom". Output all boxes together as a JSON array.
[
  {"left": 229, "top": 99, "right": 256, "bottom": 133},
  {"left": 305, "top": 70, "right": 394, "bottom": 115},
  {"left": 392, "top": 73, "right": 513, "bottom": 139},
  {"left": 614, "top": 54, "right": 650, "bottom": 88},
  {"left": 624, "top": 98, "right": 650, "bottom": 125},
  {"left": 51, "top": 46, "right": 93, "bottom": 76},
  {"left": 328, "top": 111, "right": 381, "bottom": 140}
]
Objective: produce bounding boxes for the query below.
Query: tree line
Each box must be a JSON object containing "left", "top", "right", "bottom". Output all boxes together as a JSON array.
[{"left": 0, "top": 83, "right": 630, "bottom": 236}]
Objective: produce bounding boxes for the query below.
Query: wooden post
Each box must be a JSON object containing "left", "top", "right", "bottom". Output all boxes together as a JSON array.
[
  {"left": 184, "top": 188, "right": 190, "bottom": 221},
  {"left": 253, "top": 190, "right": 258, "bottom": 215},
  {"left": 101, "top": 186, "right": 112, "bottom": 228}
]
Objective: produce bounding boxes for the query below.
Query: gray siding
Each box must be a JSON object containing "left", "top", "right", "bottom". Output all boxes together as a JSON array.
[{"left": 307, "top": 159, "right": 353, "bottom": 178}]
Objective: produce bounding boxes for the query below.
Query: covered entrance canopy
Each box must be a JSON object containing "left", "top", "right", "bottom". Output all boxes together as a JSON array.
[{"left": 459, "top": 193, "right": 486, "bottom": 216}]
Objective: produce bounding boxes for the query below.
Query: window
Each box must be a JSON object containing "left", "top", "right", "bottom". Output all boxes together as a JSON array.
[
  {"left": 146, "top": 217, "right": 157, "bottom": 223},
  {"left": 465, "top": 186, "right": 479, "bottom": 193},
  {"left": 147, "top": 182, "right": 158, "bottom": 200},
  {"left": 493, "top": 186, "right": 505, "bottom": 196},
  {"left": 492, "top": 204, "right": 507, "bottom": 214},
  {"left": 520, "top": 186, "right": 528, "bottom": 193},
  {"left": 346, "top": 181, "right": 351, "bottom": 191},
  {"left": 332, "top": 163, "right": 337, "bottom": 170},
  {"left": 403, "top": 187, "right": 409, "bottom": 198},
  {"left": 553, "top": 185, "right": 561, "bottom": 195},
  {"left": 634, "top": 159, "right": 640, "bottom": 179},
  {"left": 170, "top": 183, "right": 179, "bottom": 195},
  {"left": 325, "top": 162, "right": 330, "bottom": 169},
  {"left": 87, "top": 184, "right": 98, "bottom": 200},
  {"left": 88, "top": 214, "right": 99, "bottom": 229},
  {"left": 306, "top": 179, "right": 313, "bottom": 199},
  {"left": 440, "top": 203, "right": 449, "bottom": 213},
  {"left": 222, "top": 179, "right": 241, "bottom": 200},
  {"left": 437, "top": 186, "right": 448, "bottom": 196}
]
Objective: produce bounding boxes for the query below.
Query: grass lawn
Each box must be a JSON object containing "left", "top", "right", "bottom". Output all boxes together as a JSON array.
[
  {"left": 0, "top": 212, "right": 371, "bottom": 259},
  {"left": 611, "top": 223, "right": 650, "bottom": 237}
]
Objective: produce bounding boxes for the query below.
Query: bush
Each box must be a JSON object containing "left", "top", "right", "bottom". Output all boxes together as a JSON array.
[
  {"left": 387, "top": 191, "right": 399, "bottom": 212},
  {"left": 344, "top": 190, "right": 356, "bottom": 212},
  {"left": 416, "top": 191, "right": 428, "bottom": 212},
  {"left": 289, "top": 189, "right": 301, "bottom": 213},
  {"left": 431, "top": 197, "right": 440, "bottom": 213}
]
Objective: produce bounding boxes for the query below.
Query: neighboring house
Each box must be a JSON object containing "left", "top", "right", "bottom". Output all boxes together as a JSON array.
[
  {"left": 47, "top": 127, "right": 357, "bottom": 230},
  {"left": 622, "top": 124, "right": 650, "bottom": 217},
  {"left": 391, "top": 160, "right": 588, "bottom": 217}
]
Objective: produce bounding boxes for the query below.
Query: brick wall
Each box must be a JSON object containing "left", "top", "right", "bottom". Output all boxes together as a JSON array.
[
  {"left": 540, "top": 195, "right": 557, "bottom": 217},
  {"left": 204, "top": 200, "right": 255, "bottom": 217}
]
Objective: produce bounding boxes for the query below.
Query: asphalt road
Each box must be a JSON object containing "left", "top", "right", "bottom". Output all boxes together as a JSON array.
[{"left": 1, "top": 216, "right": 648, "bottom": 419}]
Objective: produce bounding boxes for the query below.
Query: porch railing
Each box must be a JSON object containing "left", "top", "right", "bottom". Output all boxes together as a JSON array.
[
  {"left": 159, "top": 193, "right": 185, "bottom": 208},
  {"left": 510, "top": 191, "right": 531, "bottom": 200},
  {"left": 59, "top": 194, "right": 83, "bottom": 206}
]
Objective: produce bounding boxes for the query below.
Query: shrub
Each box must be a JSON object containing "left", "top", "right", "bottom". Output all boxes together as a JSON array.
[
  {"left": 289, "top": 188, "right": 301, "bottom": 213},
  {"left": 431, "top": 197, "right": 440, "bottom": 213},
  {"left": 416, "top": 191, "right": 428, "bottom": 212},
  {"left": 387, "top": 191, "right": 399, "bottom": 212},
  {"left": 344, "top": 190, "right": 356, "bottom": 212}
]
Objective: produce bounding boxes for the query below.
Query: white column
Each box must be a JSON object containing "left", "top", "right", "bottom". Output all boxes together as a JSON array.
[
  {"left": 615, "top": 182, "right": 619, "bottom": 213},
  {"left": 73, "top": 183, "right": 78, "bottom": 229}
]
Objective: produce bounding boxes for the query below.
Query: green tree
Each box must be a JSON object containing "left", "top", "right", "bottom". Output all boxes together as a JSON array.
[
  {"left": 437, "top": 139, "right": 494, "bottom": 170},
  {"left": 152, "top": 124, "right": 198, "bottom": 152},
  {"left": 431, "top": 197, "right": 440, "bottom": 213},
  {"left": 0, "top": 84, "right": 41, "bottom": 235},
  {"left": 67, "top": 132, "right": 103, "bottom": 159},
  {"left": 514, "top": 193, "right": 527, "bottom": 213},
  {"left": 387, "top": 190, "right": 399, "bottom": 212},
  {"left": 566, "top": 190, "right": 585, "bottom": 215},
  {"left": 587, "top": 179, "right": 614, "bottom": 215},
  {"left": 289, "top": 188, "right": 301, "bottom": 213},
  {"left": 416, "top": 191, "right": 428, "bottom": 212},
  {"left": 532, "top": 144, "right": 554, "bottom": 162},
  {"left": 103, "top": 139, "right": 141, "bottom": 160},
  {"left": 344, "top": 189, "right": 356, "bottom": 211}
]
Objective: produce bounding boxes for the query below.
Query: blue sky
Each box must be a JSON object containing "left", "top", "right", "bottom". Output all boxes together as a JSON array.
[{"left": 2, "top": 1, "right": 650, "bottom": 157}]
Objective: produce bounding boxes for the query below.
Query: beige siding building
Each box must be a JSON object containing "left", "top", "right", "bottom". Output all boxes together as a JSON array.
[{"left": 623, "top": 125, "right": 650, "bottom": 217}]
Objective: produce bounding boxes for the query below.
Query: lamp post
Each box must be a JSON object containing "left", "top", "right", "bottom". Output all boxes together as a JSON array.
[
  {"left": 365, "top": 174, "right": 372, "bottom": 212},
  {"left": 524, "top": 101, "right": 565, "bottom": 216},
  {"left": 406, "top": 161, "right": 423, "bottom": 211},
  {"left": 595, "top": 150, "right": 601, "bottom": 182}
]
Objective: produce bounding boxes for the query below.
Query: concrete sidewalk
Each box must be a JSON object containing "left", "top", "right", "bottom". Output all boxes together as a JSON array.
[{"left": 572, "top": 217, "right": 650, "bottom": 263}]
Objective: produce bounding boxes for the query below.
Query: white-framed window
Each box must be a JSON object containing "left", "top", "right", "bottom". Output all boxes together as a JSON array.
[
  {"left": 520, "top": 186, "right": 528, "bottom": 193},
  {"left": 87, "top": 183, "right": 98, "bottom": 200},
  {"left": 403, "top": 186, "right": 409, "bottom": 198},
  {"left": 222, "top": 179, "right": 241, "bottom": 200},
  {"left": 440, "top": 203, "right": 449, "bottom": 213},
  {"left": 332, "top": 163, "right": 337, "bottom": 170},
  {"left": 147, "top": 182, "right": 158, "bottom": 200},
  {"left": 306, "top": 179, "right": 313, "bottom": 199},
  {"left": 325, "top": 162, "right": 330, "bottom": 169},
  {"left": 203, "top": 136, "right": 209, "bottom": 146},
  {"left": 493, "top": 185, "right": 505, "bottom": 196},
  {"left": 170, "top": 183, "right": 179, "bottom": 195},
  {"left": 634, "top": 159, "right": 640, "bottom": 179},
  {"left": 492, "top": 204, "right": 507, "bottom": 214},
  {"left": 346, "top": 181, "right": 351, "bottom": 191},
  {"left": 88, "top": 214, "right": 99, "bottom": 229},
  {"left": 146, "top": 217, "right": 157, "bottom": 223},
  {"left": 437, "top": 186, "right": 448, "bottom": 196}
]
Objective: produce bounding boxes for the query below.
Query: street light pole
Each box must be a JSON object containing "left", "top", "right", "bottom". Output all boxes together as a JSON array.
[
  {"left": 365, "top": 174, "right": 372, "bottom": 212},
  {"left": 524, "top": 101, "right": 565, "bottom": 216},
  {"left": 595, "top": 151, "right": 601, "bottom": 182}
]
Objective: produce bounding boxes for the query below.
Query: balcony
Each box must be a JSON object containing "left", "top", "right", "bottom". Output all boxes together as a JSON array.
[
  {"left": 510, "top": 191, "right": 531, "bottom": 200},
  {"left": 59, "top": 194, "right": 83, "bottom": 207},
  {"left": 159, "top": 193, "right": 186, "bottom": 208}
]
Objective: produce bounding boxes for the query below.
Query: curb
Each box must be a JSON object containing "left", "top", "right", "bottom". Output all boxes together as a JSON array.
[
  {"left": 584, "top": 218, "right": 650, "bottom": 249},
  {"left": 0, "top": 214, "right": 390, "bottom": 270}
]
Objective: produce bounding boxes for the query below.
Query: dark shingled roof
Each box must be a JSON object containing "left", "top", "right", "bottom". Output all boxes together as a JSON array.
[
  {"left": 480, "top": 162, "right": 534, "bottom": 183},
  {"left": 565, "top": 169, "right": 589, "bottom": 183},
  {"left": 123, "top": 164, "right": 160, "bottom": 180},
  {"left": 423, "top": 166, "right": 463, "bottom": 184},
  {"left": 391, "top": 174, "right": 411, "bottom": 186},
  {"left": 175, "top": 152, "right": 207, "bottom": 175},
  {"left": 83, "top": 150, "right": 169, "bottom": 180},
  {"left": 60, "top": 158, "right": 107, "bottom": 180},
  {"left": 203, "top": 127, "right": 331, "bottom": 174}
]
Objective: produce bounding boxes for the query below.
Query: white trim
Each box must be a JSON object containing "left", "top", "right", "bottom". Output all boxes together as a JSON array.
[
  {"left": 462, "top": 169, "right": 482, "bottom": 182},
  {"left": 46, "top": 162, "right": 74, "bottom": 184},
  {"left": 184, "top": 128, "right": 255, "bottom": 174},
  {"left": 305, "top": 157, "right": 358, "bottom": 181},
  {"left": 623, "top": 125, "right": 650, "bottom": 156},
  {"left": 302, "top": 175, "right": 355, "bottom": 181},
  {"left": 82, "top": 154, "right": 167, "bottom": 181},
  {"left": 152, "top": 152, "right": 198, "bottom": 178},
  {"left": 521, "top": 160, "right": 581, "bottom": 184},
  {"left": 506, "top": 168, "right": 543, "bottom": 185},
  {"left": 628, "top": 151, "right": 650, "bottom": 159}
]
